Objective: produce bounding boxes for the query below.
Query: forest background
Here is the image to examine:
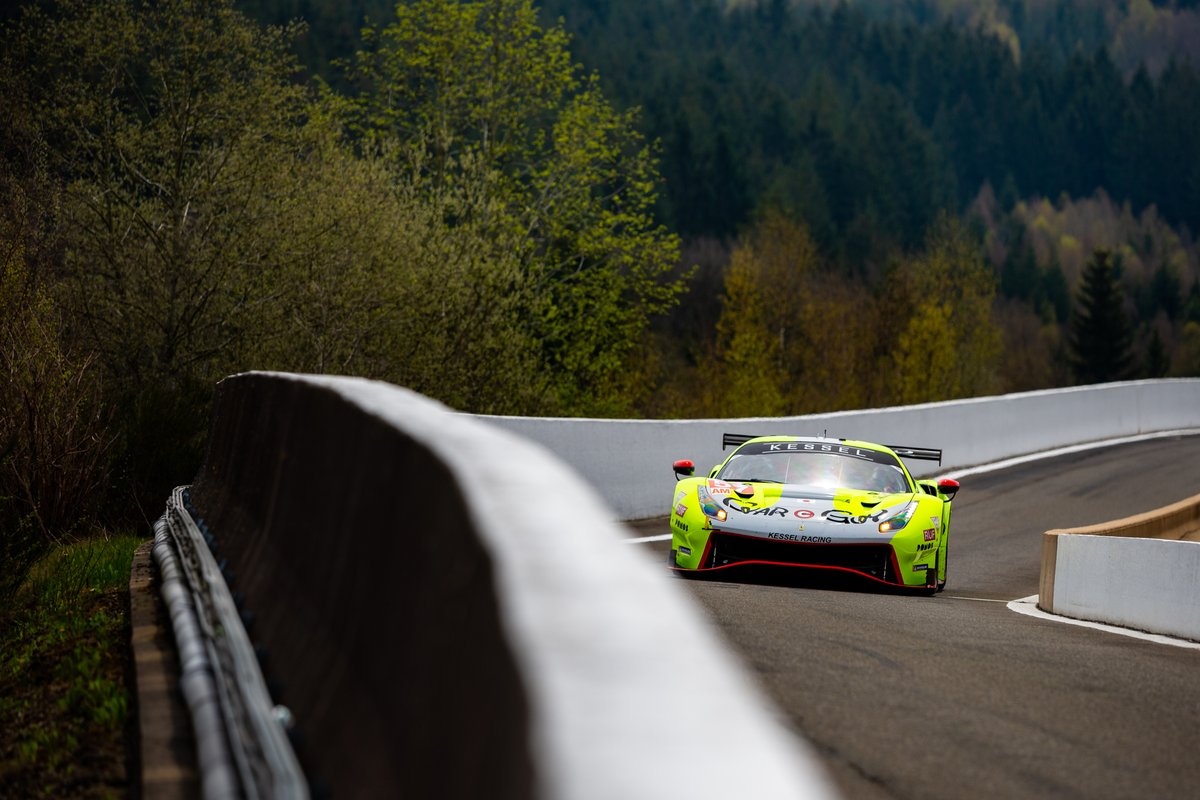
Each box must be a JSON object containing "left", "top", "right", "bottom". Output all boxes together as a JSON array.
[{"left": 4, "top": 0, "right": 1200, "bottom": 581}]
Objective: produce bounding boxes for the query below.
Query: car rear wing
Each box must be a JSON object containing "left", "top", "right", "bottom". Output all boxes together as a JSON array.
[
  {"left": 722, "top": 433, "right": 942, "bottom": 465},
  {"left": 722, "top": 433, "right": 760, "bottom": 450},
  {"left": 886, "top": 446, "right": 942, "bottom": 465}
]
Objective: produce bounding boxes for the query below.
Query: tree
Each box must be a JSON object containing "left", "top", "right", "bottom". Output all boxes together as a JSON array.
[
  {"left": 1, "top": 225, "right": 111, "bottom": 597},
  {"left": 1171, "top": 321, "right": 1200, "bottom": 377},
  {"left": 1068, "top": 249, "right": 1135, "bottom": 384},
  {"left": 0, "top": 0, "right": 343, "bottom": 508},
  {"left": 704, "top": 212, "right": 822, "bottom": 416},
  {"left": 1146, "top": 328, "right": 1169, "bottom": 378},
  {"left": 703, "top": 210, "right": 888, "bottom": 415},
  {"left": 344, "top": 0, "right": 682, "bottom": 415},
  {"left": 3, "top": 0, "right": 315, "bottom": 390},
  {"left": 882, "top": 215, "right": 1003, "bottom": 404}
]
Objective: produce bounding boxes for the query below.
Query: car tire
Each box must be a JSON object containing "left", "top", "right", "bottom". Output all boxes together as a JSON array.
[
  {"left": 937, "top": 541, "right": 948, "bottom": 592},
  {"left": 919, "top": 554, "right": 938, "bottom": 595}
]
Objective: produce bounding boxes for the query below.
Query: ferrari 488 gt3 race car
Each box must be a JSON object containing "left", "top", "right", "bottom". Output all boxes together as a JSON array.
[{"left": 668, "top": 435, "right": 960, "bottom": 593}]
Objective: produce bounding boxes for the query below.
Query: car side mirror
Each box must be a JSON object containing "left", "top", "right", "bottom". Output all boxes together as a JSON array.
[
  {"left": 673, "top": 459, "right": 695, "bottom": 479},
  {"left": 937, "top": 478, "right": 960, "bottom": 501}
]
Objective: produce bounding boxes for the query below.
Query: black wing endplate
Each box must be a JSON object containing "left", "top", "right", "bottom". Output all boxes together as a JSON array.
[
  {"left": 722, "top": 433, "right": 759, "bottom": 450},
  {"left": 721, "top": 432, "right": 942, "bottom": 464},
  {"left": 884, "top": 446, "right": 942, "bottom": 465}
]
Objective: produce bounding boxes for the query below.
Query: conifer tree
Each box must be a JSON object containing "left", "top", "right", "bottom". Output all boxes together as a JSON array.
[
  {"left": 1146, "top": 329, "right": 1169, "bottom": 378},
  {"left": 1068, "top": 250, "right": 1135, "bottom": 384}
]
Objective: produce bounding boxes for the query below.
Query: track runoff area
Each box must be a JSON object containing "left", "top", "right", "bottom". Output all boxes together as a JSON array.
[{"left": 625, "top": 429, "right": 1200, "bottom": 649}]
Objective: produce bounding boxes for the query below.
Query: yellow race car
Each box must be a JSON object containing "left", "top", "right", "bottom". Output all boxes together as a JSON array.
[{"left": 669, "top": 434, "right": 960, "bottom": 593}]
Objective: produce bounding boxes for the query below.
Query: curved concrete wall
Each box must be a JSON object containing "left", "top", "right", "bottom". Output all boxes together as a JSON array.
[
  {"left": 477, "top": 379, "right": 1200, "bottom": 520},
  {"left": 190, "top": 372, "right": 833, "bottom": 800},
  {"left": 1039, "top": 493, "right": 1200, "bottom": 641}
]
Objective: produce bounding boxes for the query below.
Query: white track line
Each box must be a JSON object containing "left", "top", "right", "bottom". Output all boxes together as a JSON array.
[
  {"left": 945, "top": 596, "right": 1009, "bottom": 603},
  {"left": 1007, "top": 595, "right": 1200, "bottom": 650}
]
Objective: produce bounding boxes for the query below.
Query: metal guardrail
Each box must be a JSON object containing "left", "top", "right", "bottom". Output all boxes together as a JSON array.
[{"left": 153, "top": 486, "right": 308, "bottom": 800}]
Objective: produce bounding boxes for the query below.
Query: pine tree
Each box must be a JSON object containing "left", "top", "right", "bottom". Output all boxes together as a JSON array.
[
  {"left": 1146, "top": 329, "right": 1169, "bottom": 378},
  {"left": 1068, "top": 250, "right": 1135, "bottom": 384}
]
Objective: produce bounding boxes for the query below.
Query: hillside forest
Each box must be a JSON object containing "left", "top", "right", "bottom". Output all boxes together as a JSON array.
[{"left": 3, "top": 0, "right": 1200, "bottom": 576}]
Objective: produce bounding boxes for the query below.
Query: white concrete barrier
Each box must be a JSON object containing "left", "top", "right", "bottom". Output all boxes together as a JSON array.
[
  {"left": 476, "top": 379, "right": 1200, "bottom": 520},
  {"left": 196, "top": 372, "right": 836, "bottom": 800},
  {"left": 1046, "top": 535, "right": 1200, "bottom": 642},
  {"left": 1039, "top": 492, "right": 1200, "bottom": 641}
]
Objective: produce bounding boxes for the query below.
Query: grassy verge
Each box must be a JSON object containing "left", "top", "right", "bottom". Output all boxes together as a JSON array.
[{"left": 0, "top": 533, "right": 145, "bottom": 799}]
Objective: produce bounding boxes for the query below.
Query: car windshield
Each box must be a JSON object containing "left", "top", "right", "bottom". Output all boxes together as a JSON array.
[{"left": 717, "top": 443, "right": 910, "bottom": 494}]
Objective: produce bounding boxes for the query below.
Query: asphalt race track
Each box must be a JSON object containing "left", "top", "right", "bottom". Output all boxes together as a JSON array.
[{"left": 627, "top": 434, "right": 1200, "bottom": 800}]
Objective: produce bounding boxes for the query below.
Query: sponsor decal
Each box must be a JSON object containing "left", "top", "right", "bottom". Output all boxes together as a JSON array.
[
  {"left": 734, "top": 441, "right": 902, "bottom": 467},
  {"left": 766, "top": 533, "right": 834, "bottom": 543},
  {"left": 764, "top": 442, "right": 877, "bottom": 461},
  {"left": 672, "top": 517, "right": 689, "bottom": 533},
  {"left": 723, "top": 498, "right": 788, "bottom": 517},
  {"left": 912, "top": 563, "right": 928, "bottom": 572},
  {"left": 931, "top": 517, "right": 941, "bottom": 529},
  {"left": 706, "top": 480, "right": 734, "bottom": 496},
  {"left": 674, "top": 490, "right": 686, "bottom": 505},
  {"left": 822, "top": 508, "right": 892, "bottom": 525},
  {"left": 679, "top": 546, "right": 692, "bottom": 556},
  {"left": 793, "top": 509, "right": 815, "bottom": 520},
  {"left": 675, "top": 503, "right": 687, "bottom": 517},
  {"left": 923, "top": 528, "right": 936, "bottom": 542}
]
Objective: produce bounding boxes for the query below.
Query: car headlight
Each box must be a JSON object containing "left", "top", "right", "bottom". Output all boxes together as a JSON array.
[
  {"left": 877, "top": 500, "right": 917, "bottom": 533},
  {"left": 697, "top": 484, "right": 727, "bottom": 522}
]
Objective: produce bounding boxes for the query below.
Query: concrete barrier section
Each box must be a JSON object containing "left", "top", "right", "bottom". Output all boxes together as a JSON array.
[
  {"left": 190, "top": 372, "right": 834, "bottom": 800},
  {"left": 1048, "top": 535, "right": 1200, "bottom": 642},
  {"left": 1039, "top": 492, "right": 1200, "bottom": 642}
]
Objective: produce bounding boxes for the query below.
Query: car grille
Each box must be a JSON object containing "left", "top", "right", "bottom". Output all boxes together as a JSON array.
[{"left": 706, "top": 531, "right": 895, "bottom": 581}]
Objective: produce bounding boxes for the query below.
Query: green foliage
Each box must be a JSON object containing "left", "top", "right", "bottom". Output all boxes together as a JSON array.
[
  {"left": 234, "top": 0, "right": 1200, "bottom": 406},
  {"left": 8, "top": 0, "right": 311, "bottom": 391},
  {"left": 1068, "top": 249, "right": 1136, "bottom": 383},
  {"left": 525, "top": 0, "right": 1200, "bottom": 263},
  {"left": 973, "top": 185, "right": 1198, "bottom": 388},
  {"left": 344, "top": 0, "right": 682, "bottom": 414},
  {"left": 4, "top": 0, "right": 1190, "bottom": 468},
  {"left": 1, "top": 220, "right": 112, "bottom": 598},
  {"left": 698, "top": 211, "right": 1003, "bottom": 414},
  {"left": 348, "top": 0, "right": 575, "bottom": 170},
  {"left": 0, "top": 534, "right": 141, "bottom": 796},
  {"left": 1171, "top": 321, "right": 1200, "bottom": 376},
  {"left": 993, "top": 297, "right": 1069, "bottom": 392},
  {"left": 704, "top": 216, "right": 799, "bottom": 416},
  {"left": 704, "top": 212, "right": 893, "bottom": 416},
  {"left": 882, "top": 215, "right": 1003, "bottom": 403},
  {"left": 2, "top": 0, "right": 340, "bottom": 511}
]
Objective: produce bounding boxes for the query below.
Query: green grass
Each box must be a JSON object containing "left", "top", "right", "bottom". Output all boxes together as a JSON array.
[{"left": 0, "top": 532, "right": 145, "bottom": 799}]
